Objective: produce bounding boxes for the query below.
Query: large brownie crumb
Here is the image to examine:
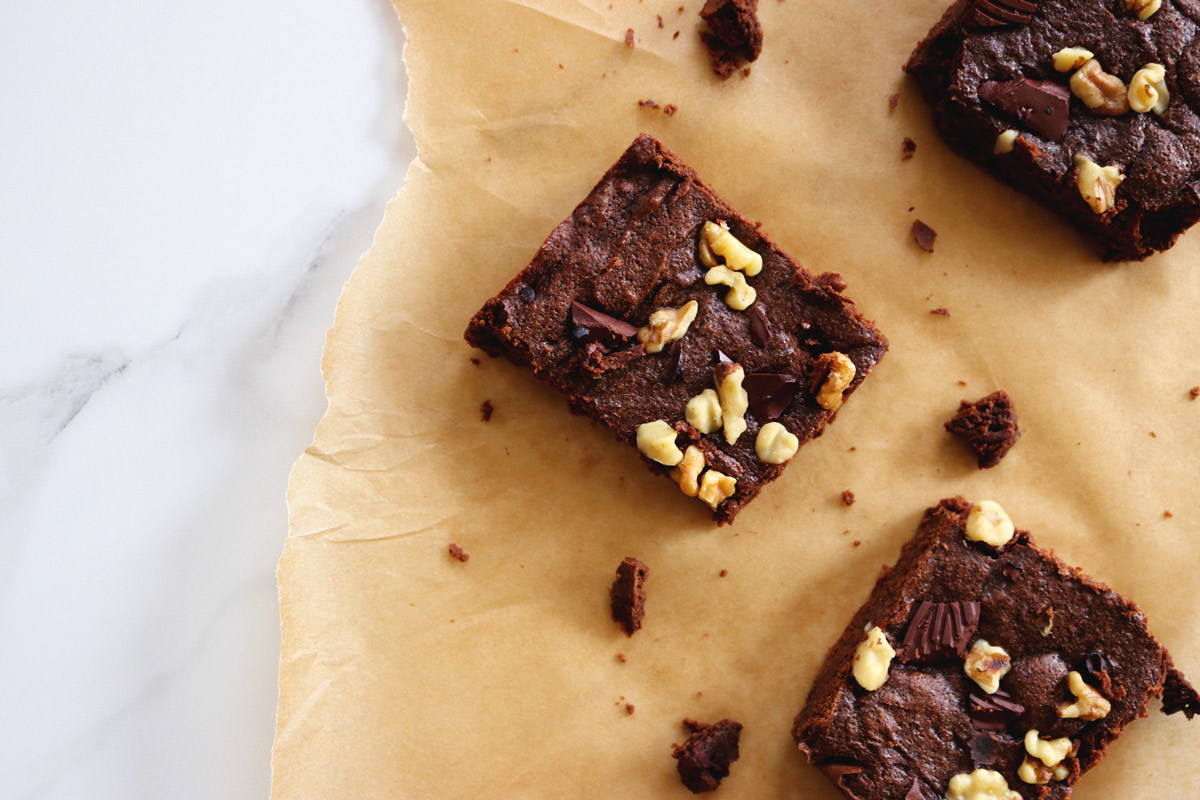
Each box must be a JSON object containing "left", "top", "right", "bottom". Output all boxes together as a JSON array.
[
  {"left": 944, "top": 390, "right": 1020, "bottom": 468},
  {"left": 672, "top": 717, "right": 743, "bottom": 793},
  {"left": 699, "top": 0, "right": 762, "bottom": 79},
  {"left": 610, "top": 557, "right": 649, "bottom": 636}
]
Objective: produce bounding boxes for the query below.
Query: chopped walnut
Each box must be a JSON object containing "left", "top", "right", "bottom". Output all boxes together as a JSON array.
[
  {"left": 816, "top": 353, "right": 856, "bottom": 411},
  {"left": 1069, "top": 59, "right": 1130, "bottom": 116},
  {"left": 1074, "top": 154, "right": 1124, "bottom": 215},
  {"left": 638, "top": 300, "right": 698, "bottom": 354},
  {"left": 670, "top": 445, "right": 706, "bottom": 497},
  {"left": 1058, "top": 670, "right": 1112, "bottom": 720},
  {"left": 697, "top": 469, "right": 736, "bottom": 510}
]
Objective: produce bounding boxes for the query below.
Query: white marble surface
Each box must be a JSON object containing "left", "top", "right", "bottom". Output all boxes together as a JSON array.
[{"left": 0, "top": 2, "right": 414, "bottom": 797}]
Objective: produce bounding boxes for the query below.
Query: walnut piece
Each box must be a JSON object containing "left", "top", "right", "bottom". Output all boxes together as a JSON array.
[
  {"left": 1069, "top": 59, "right": 1130, "bottom": 116},
  {"left": 1017, "top": 756, "right": 1069, "bottom": 785},
  {"left": 670, "top": 445, "right": 706, "bottom": 497},
  {"left": 946, "top": 769, "right": 1021, "bottom": 800},
  {"left": 993, "top": 129, "right": 1018, "bottom": 155},
  {"left": 1023, "top": 729, "right": 1073, "bottom": 767},
  {"left": 1128, "top": 63, "right": 1169, "bottom": 115},
  {"left": 697, "top": 469, "right": 736, "bottom": 510},
  {"left": 1126, "top": 0, "right": 1161, "bottom": 19},
  {"left": 638, "top": 300, "right": 698, "bottom": 354},
  {"left": 715, "top": 363, "right": 749, "bottom": 445},
  {"left": 685, "top": 388, "right": 723, "bottom": 434},
  {"left": 698, "top": 220, "right": 762, "bottom": 276},
  {"left": 1074, "top": 154, "right": 1124, "bottom": 215},
  {"left": 636, "top": 420, "right": 683, "bottom": 466},
  {"left": 755, "top": 421, "right": 799, "bottom": 464},
  {"left": 816, "top": 352, "right": 856, "bottom": 411},
  {"left": 964, "top": 639, "right": 1012, "bottom": 694},
  {"left": 1052, "top": 46, "right": 1094, "bottom": 73},
  {"left": 852, "top": 626, "right": 895, "bottom": 691},
  {"left": 704, "top": 265, "right": 756, "bottom": 310},
  {"left": 965, "top": 500, "right": 1015, "bottom": 548},
  {"left": 1058, "top": 670, "right": 1112, "bottom": 720}
]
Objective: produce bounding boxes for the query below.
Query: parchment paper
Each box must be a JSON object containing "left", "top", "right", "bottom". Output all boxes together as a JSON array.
[{"left": 272, "top": 0, "right": 1200, "bottom": 796}]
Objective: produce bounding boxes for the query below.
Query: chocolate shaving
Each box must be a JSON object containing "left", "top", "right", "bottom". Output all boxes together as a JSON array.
[
  {"left": 899, "top": 600, "right": 980, "bottom": 663},
  {"left": 610, "top": 557, "right": 649, "bottom": 637},
  {"left": 969, "top": 689, "right": 1025, "bottom": 730},
  {"left": 570, "top": 301, "right": 638, "bottom": 344},
  {"left": 673, "top": 718, "right": 743, "bottom": 793},
  {"left": 743, "top": 373, "right": 799, "bottom": 420},
  {"left": 717, "top": 349, "right": 733, "bottom": 365},
  {"left": 1162, "top": 669, "right": 1200, "bottom": 719},
  {"left": 911, "top": 219, "right": 937, "bottom": 253},
  {"left": 969, "top": 731, "right": 1003, "bottom": 766},
  {"left": 747, "top": 304, "right": 771, "bottom": 347},
  {"left": 978, "top": 77, "right": 1070, "bottom": 141},
  {"left": 968, "top": 0, "right": 1038, "bottom": 27}
]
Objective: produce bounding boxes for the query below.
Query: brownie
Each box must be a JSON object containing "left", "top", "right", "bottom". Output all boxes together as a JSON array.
[
  {"left": 465, "top": 135, "right": 887, "bottom": 523},
  {"left": 699, "top": 0, "right": 763, "bottom": 79},
  {"left": 793, "top": 497, "right": 1196, "bottom": 800},
  {"left": 610, "top": 556, "right": 649, "bottom": 636},
  {"left": 672, "top": 718, "right": 743, "bottom": 793},
  {"left": 905, "top": 0, "right": 1200, "bottom": 260},
  {"left": 945, "top": 390, "right": 1021, "bottom": 468}
]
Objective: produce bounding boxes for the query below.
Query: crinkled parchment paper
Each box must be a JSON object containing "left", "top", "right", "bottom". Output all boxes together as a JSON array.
[{"left": 272, "top": 0, "right": 1200, "bottom": 796}]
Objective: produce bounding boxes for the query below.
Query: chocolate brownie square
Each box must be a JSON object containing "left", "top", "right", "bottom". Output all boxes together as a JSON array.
[
  {"left": 906, "top": 0, "right": 1200, "bottom": 260},
  {"left": 465, "top": 135, "right": 887, "bottom": 523},
  {"left": 793, "top": 497, "right": 1197, "bottom": 800}
]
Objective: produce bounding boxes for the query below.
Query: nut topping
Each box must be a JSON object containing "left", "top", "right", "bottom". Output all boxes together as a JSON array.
[
  {"left": 965, "top": 500, "right": 1015, "bottom": 547},
  {"left": 670, "top": 445, "right": 706, "bottom": 497},
  {"left": 715, "top": 362, "right": 749, "bottom": 445},
  {"left": 1017, "top": 756, "right": 1069, "bottom": 785},
  {"left": 1058, "top": 670, "right": 1112, "bottom": 720},
  {"left": 697, "top": 469, "right": 736, "bottom": 510},
  {"left": 852, "top": 626, "right": 895, "bottom": 691},
  {"left": 993, "top": 129, "right": 1018, "bottom": 155},
  {"left": 1069, "top": 59, "right": 1130, "bottom": 116},
  {"left": 636, "top": 420, "right": 684, "bottom": 466},
  {"left": 1128, "top": 63, "right": 1169, "bottom": 115},
  {"left": 945, "top": 768, "right": 1021, "bottom": 800},
  {"left": 964, "top": 639, "right": 1012, "bottom": 694},
  {"left": 1023, "top": 729, "right": 1072, "bottom": 767},
  {"left": 1074, "top": 154, "right": 1124, "bottom": 215},
  {"left": 638, "top": 300, "right": 699, "bottom": 354},
  {"left": 1052, "top": 46, "right": 1093, "bottom": 73},
  {"left": 755, "top": 421, "right": 799, "bottom": 464},
  {"left": 816, "top": 352, "right": 856, "bottom": 411},
  {"left": 698, "top": 220, "right": 762, "bottom": 276},
  {"left": 685, "top": 388, "right": 723, "bottom": 434},
  {"left": 704, "top": 265, "right": 757, "bottom": 310},
  {"left": 1126, "top": 0, "right": 1161, "bottom": 19}
]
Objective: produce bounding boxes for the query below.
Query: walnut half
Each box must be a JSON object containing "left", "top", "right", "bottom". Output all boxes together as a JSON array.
[
  {"left": 1069, "top": 59, "right": 1130, "bottom": 116},
  {"left": 1074, "top": 154, "right": 1124, "bottom": 215}
]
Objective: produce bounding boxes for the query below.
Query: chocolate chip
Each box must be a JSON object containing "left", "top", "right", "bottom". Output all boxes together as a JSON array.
[
  {"left": 978, "top": 77, "right": 1070, "bottom": 141},
  {"left": 969, "top": 689, "right": 1025, "bottom": 730},
  {"left": 969, "top": 731, "right": 1003, "bottom": 766},
  {"left": 747, "top": 304, "right": 771, "bottom": 347},
  {"left": 899, "top": 600, "right": 980, "bottom": 663},
  {"left": 570, "top": 301, "right": 638, "bottom": 344},
  {"left": 911, "top": 219, "right": 937, "bottom": 253},
  {"left": 743, "top": 373, "right": 799, "bottom": 420},
  {"left": 517, "top": 285, "right": 536, "bottom": 302},
  {"left": 665, "top": 340, "right": 684, "bottom": 383},
  {"left": 968, "top": 0, "right": 1038, "bottom": 27}
]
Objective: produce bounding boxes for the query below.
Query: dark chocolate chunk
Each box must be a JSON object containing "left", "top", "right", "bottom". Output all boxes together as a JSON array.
[
  {"left": 977, "top": 77, "right": 1069, "bottom": 141},
  {"left": 747, "top": 303, "right": 771, "bottom": 347},
  {"left": 610, "top": 557, "right": 649, "bottom": 636},
  {"left": 969, "top": 689, "right": 1026, "bottom": 731},
  {"left": 517, "top": 285, "right": 536, "bottom": 303},
  {"left": 898, "top": 600, "right": 980, "bottom": 663},
  {"left": 968, "top": 0, "right": 1038, "bottom": 27},
  {"left": 664, "top": 340, "right": 684, "bottom": 383},
  {"left": 1083, "top": 650, "right": 1116, "bottom": 696},
  {"left": 673, "top": 718, "right": 743, "bottom": 793},
  {"left": 944, "top": 390, "right": 1021, "bottom": 469},
  {"left": 570, "top": 300, "right": 638, "bottom": 344},
  {"left": 1161, "top": 669, "right": 1200, "bottom": 719},
  {"left": 910, "top": 219, "right": 937, "bottom": 252},
  {"left": 743, "top": 373, "right": 799, "bottom": 421},
  {"left": 969, "top": 731, "right": 1004, "bottom": 766},
  {"left": 448, "top": 543, "right": 469, "bottom": 563}
]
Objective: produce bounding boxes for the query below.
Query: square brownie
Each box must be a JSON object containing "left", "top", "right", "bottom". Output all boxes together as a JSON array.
[
  {"left": 793, "top": 497, "right": 1198, "bottom": 800},
  {"left": 906, "top": 0, "right": 1200, "bottom": 260},
  {"left": 465, "top": 134, "right": 887, "bottom": 523}
]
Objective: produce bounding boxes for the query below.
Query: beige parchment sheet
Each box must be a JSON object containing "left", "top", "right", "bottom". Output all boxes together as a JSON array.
[{"left": 272, "top": 0, "right": 1200, "bottom": 796}]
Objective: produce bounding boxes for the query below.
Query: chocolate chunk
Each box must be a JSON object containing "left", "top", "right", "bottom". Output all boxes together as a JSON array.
[
  {"left": 743, "top": 373, "right": 799, "bottom": 420},
  {"left": 1162, "top": 669, "right": 1200, "bottom": 718},
  {"left": 517, "top": 285, "right": 536, "bottom": 303},
  {"left": 968, "top": 0, "right": 1038, "bottom": 27},
  {"left": 898, "top": 600, "right": 980, "bottom": 663},
  {"left": 945, "top": 390, "right": 1021, "bottom": 469},
  {"left": 717, "top": 349, "right": 733, "bottom": 365},
  {"left": 448, "top": 543, "right": 469, "bottom": 562},
  {"left": 665, "top": 340, "right": 684, "bottom": 383},
  {"left": 911, "top": 219, "right": 937, "bottom": 252},
  {"left": 610, "top": 557, "right": 649, "bottom": 636},
  {"left": 978, "top": 77, "right": 1070, "bottom": 141},
  {"left": 747, "top": 303, "right": 771, "bottom": 347},
  {"left": 969, "top": 731, "right": 1003, "bottom": 766},
  {"left": 570, "top": 301, "right": 638, "bottom": 344},
  {"left": 1083, "top": 650, "right": 1116, "bottom": 696},
  {"left": 673, "top": 718, "right": 743, "bottom": 793},
  {"left": 969, "top": 689, "right": 1026, "bottom": 730}
]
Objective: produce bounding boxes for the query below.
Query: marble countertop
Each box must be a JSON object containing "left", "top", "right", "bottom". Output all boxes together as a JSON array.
[{"left": 0, "top": 2, "right": 414, "bottom": 796}]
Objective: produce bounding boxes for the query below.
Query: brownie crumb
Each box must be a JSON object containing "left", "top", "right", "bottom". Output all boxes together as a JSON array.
[
  {"left": 1165, "top": 510, "right": 1174, "bottom": 518},
  {"left": 910, "top": 219, "right": 937, "bottom": 253},
  {"left": 841, "top": 490, "right": 856, "bottom": 506},
  {"left": 610, "top": 557, "right": 649, "bottom": 636},
  {"left": 470, "top": 357, "right": 481, "bottom": 366},
  {"left": 448, "top": 543, "right": 469, "bottom": 563},
  {"left": 674, "top": 30, "right": 681, "bottom": 38},
  {"left": 672, "top": 718, "right": 743, "bottom": 793},
  {"left": 657, "top": 13, "right": 664, "bottom": 26},
  {"left": 742, "top": 66, "right": 751, "bottom": 77},
  {"left": 1162, "top": 669, "right": 1200, "bottom": 719},
  {"left": 852, "top": 540, "right": 861, "bottom": 547},
  {"left": 930, "top": 307, "right": 950, "bottom": 317},
  {"left": 945, "top": 391, "right": 1020, "bottom": 469},
  {"left": 618, "top": 652, "right": 628, "bottom": 663},
  {"left": 699, "top": 0, "right": 762, "bottom": 79},
  {"left": 479, "top": 400, "right": 494, "bottom": 421},
  {"left": 625, "top": 28, "right": 636, "bottom": 47},
  {"left": 638, "top": 99, "right": 660, "bottom": 109},
  {"left": 1191, "top": 386, "right": 1200, "bottom": 399},
  {"left": 626, "top": 703, "right": 636, "bottom": 714},
  {"left": 888, "top": 92, "right": 899, "bottom": 111},
  {"left": 902, "top": 137, "right": 917, "bottom": 160},
  {"left": 664, "top": 103, "right": 678, "bottom": 116},
  {"left": 719, "top": 569, "right": 729, "bottom": 577}
]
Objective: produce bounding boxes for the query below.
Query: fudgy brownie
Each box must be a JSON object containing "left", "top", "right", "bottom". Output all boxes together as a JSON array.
[
  {"left": 945, "top": 390, "right": 1021, "bottom": 468},
  {"left": 672, "top": 717, "right": 743, "bottom": 793},
  {"left": 465, "top": 135, "right": 887, "bottom": 523},
  {"left": 906, "top": 0, "right": 1200, "bottom": 260},
  {"left": 699, "top": 0, "right": 763, "bottom": 79},
  {"left": 793, "top": 497, "right": 1197, "bottom": 800},
  {"left": 610, "top": 556, "right": 649, "bottom": 636}
]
